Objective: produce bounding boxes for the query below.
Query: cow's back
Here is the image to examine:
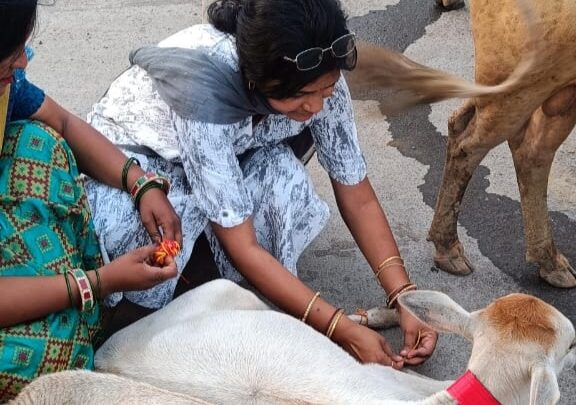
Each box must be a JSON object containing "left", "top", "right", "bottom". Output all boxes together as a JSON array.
[{"left": 470, "top": 0, "right": 576, "bottom": 87}]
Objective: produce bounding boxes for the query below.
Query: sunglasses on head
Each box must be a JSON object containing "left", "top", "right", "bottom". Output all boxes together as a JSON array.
[{"left": 283, "top": 32, "right": 356, "bottom": 72}]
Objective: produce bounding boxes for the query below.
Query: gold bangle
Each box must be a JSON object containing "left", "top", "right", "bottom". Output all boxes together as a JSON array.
[
  {"left": 375, "top": 262, "right": 406, "bottom": 281},
  {"left": 377, "top": 256, "right": 403, "bottom": 271},
  {"left": 326, "top": 309, "right": 345, "bottom": 339},
  {"left": 387, "top": 284, "right": 418, "bottom": 309},
  {"left": 301, "top": 292, "right": 321, "bottom": 323},
  {"left": 385, "top": 282, "right": 413, "bottom": 303},
  {"left": 389, "top": 283, "right": 417, "bottom": 302}
]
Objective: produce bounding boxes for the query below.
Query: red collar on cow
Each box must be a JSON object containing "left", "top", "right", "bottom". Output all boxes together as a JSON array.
[{"left": 446, "top": 370, "right": 501, "bottom": 405}]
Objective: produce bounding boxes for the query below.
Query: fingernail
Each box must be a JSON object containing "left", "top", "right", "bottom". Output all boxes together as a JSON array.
[{"left": 400, "top": 350, "right": 407, "bottom": 356}]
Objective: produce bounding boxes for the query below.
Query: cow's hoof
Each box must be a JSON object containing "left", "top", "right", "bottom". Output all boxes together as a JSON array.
[
  {"left": 435, "top": 0, "right": 466, "bottom": 11},
  {"left": 433, "top": 242, "right": 474, "bottom": 276},
  {"left": 539, "top": 255, "right": 576, "bottom": 288}
]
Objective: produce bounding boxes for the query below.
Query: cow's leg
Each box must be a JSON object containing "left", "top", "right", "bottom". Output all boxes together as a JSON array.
[
  {"left": 348, "top": 307, "right": 399, "bottom": 329},
  {"left": 435, "top": 0, "right": 465, "bottom": 11},
  {"left": 428, "top": 100, "right": 506, "bottom": 275},
  {"left": 508, "top": 85, "right": 576, "bottom": 288}
]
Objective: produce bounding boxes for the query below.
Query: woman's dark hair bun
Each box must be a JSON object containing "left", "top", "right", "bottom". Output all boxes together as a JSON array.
[{"left": 207, "top": 0, "right": 242, "bottom": 35}]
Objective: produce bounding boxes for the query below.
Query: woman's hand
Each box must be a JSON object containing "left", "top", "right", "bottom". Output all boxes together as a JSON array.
[
  {"left": 138, "top": 188, "right": 182, "bottom": 245},
  {"left": 99, "top": 245, "right": 178, "bottom": 295},
  {"left": 332, "top": 317, "right": 405, "bottom": 368},
  {"left": 397, "top": 305, "right": 438, "bottom": 366}
]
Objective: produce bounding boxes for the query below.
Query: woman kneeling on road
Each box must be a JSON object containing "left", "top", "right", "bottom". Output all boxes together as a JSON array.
[{"left": 86, "top": 0, "right": 438, "bottom": 370}]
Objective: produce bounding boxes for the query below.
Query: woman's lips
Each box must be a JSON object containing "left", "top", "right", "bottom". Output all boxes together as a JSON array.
[
  {"left": 293, "top": 112, "right": 314, "bottom": 121},
  {"left": 0, "top": 76, "right": 13, "bottom": 86}
]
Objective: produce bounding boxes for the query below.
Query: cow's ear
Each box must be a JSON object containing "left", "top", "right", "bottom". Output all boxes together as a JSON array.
[{"left": 398, "top": 290, "right": 473, "bottom": 339}]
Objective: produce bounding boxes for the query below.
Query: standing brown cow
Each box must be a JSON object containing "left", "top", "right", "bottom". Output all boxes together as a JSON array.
[{"left": 350, "top": 0, "right": 576, "bottom": 288}]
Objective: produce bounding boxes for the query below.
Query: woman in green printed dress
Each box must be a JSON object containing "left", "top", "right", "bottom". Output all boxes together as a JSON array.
[{"left": 0, "top": 1, "right": 182, "bottom": 401}]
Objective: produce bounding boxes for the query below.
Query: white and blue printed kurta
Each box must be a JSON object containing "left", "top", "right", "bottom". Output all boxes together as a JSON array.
[{"left": 85, "top": 24, "right": 367, "bottom": 309}]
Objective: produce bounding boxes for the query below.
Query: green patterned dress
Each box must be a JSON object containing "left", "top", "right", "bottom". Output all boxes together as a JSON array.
[{"left": 0, "top": 121, "right": 103, "bottom": 401}]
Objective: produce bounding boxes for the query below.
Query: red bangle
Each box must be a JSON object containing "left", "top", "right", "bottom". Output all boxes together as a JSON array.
[
  {"left": 68, "top": 269, "right": 94, "bottom": 312},
  {"left": 130, "top": 172, "right": 170, "bottom": 198}
]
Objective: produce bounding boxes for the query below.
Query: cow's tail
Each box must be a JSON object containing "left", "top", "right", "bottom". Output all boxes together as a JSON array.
[{"left": 349, "top": 0, "right": 540, "bottom": 113}]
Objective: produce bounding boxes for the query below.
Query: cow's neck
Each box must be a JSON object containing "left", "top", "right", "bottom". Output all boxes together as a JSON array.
[{"left": 446, "top": 371, "right": 501, "bottom": 405}]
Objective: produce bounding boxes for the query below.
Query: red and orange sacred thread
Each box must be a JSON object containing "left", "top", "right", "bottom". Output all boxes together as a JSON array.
[{"left": 150, "top": 240, "right": 181, "bottom": 266}]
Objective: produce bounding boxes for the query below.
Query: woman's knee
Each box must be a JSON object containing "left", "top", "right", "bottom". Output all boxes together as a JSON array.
[
  {"left": 7, "top": 119, "right": 62, "bottom": 140},
  {"left": 5, "top": 120, "right": 71, "bottom": 163},
  {"left": 1, "top": 120, "right": 81, "bottom": 205}
]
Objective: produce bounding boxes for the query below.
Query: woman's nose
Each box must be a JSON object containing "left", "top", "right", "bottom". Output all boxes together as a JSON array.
[{"left": 303, "top": 94, "right": 324, "bottom": 114}]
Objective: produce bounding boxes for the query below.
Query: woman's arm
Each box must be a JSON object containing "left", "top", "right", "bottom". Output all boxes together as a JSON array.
[
  {"left": 332, "top": 176, "right": 437, "bottom": 365},
  {"left": 0, "top": 246, "right": 177, "bottom": 328},
  {"left": 0, "top": 275, "right": 82, "bottom": 327},
  {"left": 211, "top": 219, "right": 403, "bottom": 366},
  {"left": 31, "top": 96, "right": 145, "bottom": 190},
  {"left": 31, "top": 96, "right": 182, "bottom": 243},
  {"left": 211, "top": 220, "right": 337, "bottom": 329},
  {"left": 331, "top": 176, "right": 410, "bottom": 292}
]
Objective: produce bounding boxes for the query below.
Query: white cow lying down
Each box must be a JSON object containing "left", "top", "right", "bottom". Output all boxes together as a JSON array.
[
  {"left": 10, "top": 370, "right": 211, "bottom": 405},
  {"left": 12, "top": 280, "right": 576, "bottom": 404}
]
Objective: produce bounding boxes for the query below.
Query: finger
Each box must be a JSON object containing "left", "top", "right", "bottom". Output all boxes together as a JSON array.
[
  {"left": 403, "top": 338, "right": 433, "bottom": 365},
  {"left": 375, "top": 354, "right": 393, "bottom": 367},
  {"left": 375, "top": 351, "right": 404, "bottom": 369},
  {"left": 405, "top": 347, "right": 431, "bottom": 360},
  {"left": 156, "top": 215, "right": 174, "bottom": 242},
  {"left": 418, "top": 335, "right": 436, "bottom": 353},
  {"left": 403, "top": 355, "right": 427, "bottom": 366},
  {"left": 392, "top": 358, "right": 405, "bottom": 369},
  {"left": 146, "top": 255, "right": 178, "bottom": 273},
  {"left": 144, "top": 260, "right": 178, "bottom": 286},
  {"left": 379, "top": 336, "right": 403, "bottom": 362},
  {"left": 137, "top": 192, "right": 165, "bottom": 242},
  {"left": 173, "top": 218, "right": 183, "bottom": 246},
  {"left": 405, "top": 331, "right": 437, "bottom": 359},
  {"left": 159, "top": 262, "right": 178, "bottom": 280},
  {"left": 135, "top": 244, "right": 160, "bottom": 261},
  {"left": 167, "top": 215, "right": 182, "bottom": 245},
  {"left": 141, "top": 212, "right": 163, "bottom": 243},
  {"left": 363, "top": 345, "right": 393, "bottom": 367},
  {"left": 162, "top": 256, "right": 178, "bottom": 275},
  {"left": 400, "top": 329, "right": 419, "bottom": 357}
]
